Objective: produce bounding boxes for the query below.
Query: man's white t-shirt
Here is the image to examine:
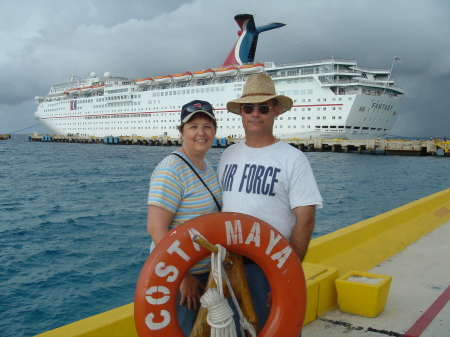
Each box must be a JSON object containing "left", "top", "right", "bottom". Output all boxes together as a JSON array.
[{"left": 217, "top": 140, "right": 323, "bottom": 240}]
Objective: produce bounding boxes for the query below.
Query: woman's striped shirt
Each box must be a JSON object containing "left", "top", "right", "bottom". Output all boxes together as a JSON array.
[{"left": 148, "top": 151, "right": 222, "bottom": 274}]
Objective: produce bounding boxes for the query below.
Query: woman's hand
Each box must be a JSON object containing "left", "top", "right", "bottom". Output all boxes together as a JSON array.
[{"left": 179, "top": 273, "right": 205, "bottom": 310}]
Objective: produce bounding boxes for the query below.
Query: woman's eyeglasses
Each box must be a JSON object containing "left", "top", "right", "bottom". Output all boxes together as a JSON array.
[{"left": 241, "top": 104, "right": 273, "bottom": 115}]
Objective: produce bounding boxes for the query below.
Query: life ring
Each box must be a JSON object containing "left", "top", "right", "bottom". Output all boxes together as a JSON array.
[{"left": 134, "top": 212, "right": 306, "bottom": 336}]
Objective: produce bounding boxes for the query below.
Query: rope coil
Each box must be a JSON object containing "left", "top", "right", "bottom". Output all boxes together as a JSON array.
[{"left": 199, "top": 244, "right": 256, "bottom": 337}]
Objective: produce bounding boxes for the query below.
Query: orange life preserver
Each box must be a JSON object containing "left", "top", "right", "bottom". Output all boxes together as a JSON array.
[{"left": 134, "top": 212, "right": 306, "bottom": 336}]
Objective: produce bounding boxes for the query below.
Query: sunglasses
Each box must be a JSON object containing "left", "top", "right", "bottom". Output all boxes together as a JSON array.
[{"left": 241, "top": 104, "right": 274, "bottom": 115}]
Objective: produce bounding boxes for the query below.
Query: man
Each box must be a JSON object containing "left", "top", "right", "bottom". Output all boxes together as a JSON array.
[{"left": 217, "top": 73, "right": 323, "bottom": 331}]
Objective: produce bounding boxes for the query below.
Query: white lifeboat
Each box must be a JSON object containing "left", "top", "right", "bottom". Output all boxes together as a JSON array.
[
  {"left": 136, "top": 77, "right": 153, "bottom": 86},
  {"left": 92, "top": 83, "right": 105, "bottom": 91},
  {"left": 239, "top": 63, "right": 265, "bottom": 74},
  {"left": 214, "top": 66, "right": 238, "bottom": 77},
  {"left": 193, "top": 69, "right": 214, "bottom": 79},
  {"left": 68, "top": 87, "right": 81, "bottom": 94},
  {"left": 80, "top": 86, "right": 93, "bottom": 93},
  {"left": 154, "top": 75, "right": 173, "bottom": 84},
  {"left": 173, "top": 72, "right": 193, "bottom": 82}
]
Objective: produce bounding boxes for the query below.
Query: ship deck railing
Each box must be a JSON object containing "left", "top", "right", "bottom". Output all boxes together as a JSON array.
[{"left": 324, "top": 78, "right": 405, "bottom": 93}]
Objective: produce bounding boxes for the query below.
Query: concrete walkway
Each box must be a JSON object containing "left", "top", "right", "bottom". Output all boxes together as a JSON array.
[{"left": 302, "top": 220, "right": 450, "bottom": 337}]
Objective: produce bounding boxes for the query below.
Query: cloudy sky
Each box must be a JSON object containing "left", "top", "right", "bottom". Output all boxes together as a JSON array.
[{"left": 1, "top": 0, "right": 449, "bottom": 138}]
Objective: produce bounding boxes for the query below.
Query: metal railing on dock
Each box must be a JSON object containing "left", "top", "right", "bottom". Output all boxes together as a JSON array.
[{"left": 28, "top": 134, "right": 450, "bottom": 156}]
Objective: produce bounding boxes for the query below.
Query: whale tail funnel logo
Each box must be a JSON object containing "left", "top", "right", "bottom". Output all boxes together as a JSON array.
[{"left": 222, "top": 14, "right": 285, "bottom": 66}]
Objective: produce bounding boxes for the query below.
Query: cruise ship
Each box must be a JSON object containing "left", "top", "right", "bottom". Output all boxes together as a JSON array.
[{"left": 34, "top": 14, "right": 404, "bottom": 140}]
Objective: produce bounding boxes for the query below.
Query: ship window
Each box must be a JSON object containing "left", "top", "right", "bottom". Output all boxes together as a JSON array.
[{"left": 354, "top": 127, "right": 360, "bottom": 129}]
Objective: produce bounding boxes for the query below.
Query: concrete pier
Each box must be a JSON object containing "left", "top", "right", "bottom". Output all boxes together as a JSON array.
[{"left": 28, "top": 134, "right": 450, "bottom": 156}]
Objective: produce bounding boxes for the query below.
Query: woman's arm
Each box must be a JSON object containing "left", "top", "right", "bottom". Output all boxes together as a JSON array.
[
  {"left": 147, "top": 205, "right": 204, "bottom": 310},
  {"left": 147, "top": 205, "right": 174, "bottom": 243}
]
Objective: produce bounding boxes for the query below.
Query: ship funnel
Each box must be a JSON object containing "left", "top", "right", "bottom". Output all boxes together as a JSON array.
[{"left": 222, "top": 14, "right": 285, "bottom": 66}]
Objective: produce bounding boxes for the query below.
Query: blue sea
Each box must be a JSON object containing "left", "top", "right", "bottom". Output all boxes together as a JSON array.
[{"left": 1, "top": 135, "right": 449, "bottom": 337}]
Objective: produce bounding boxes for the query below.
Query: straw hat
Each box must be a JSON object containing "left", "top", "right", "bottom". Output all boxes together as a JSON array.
[{"left": 227, "top": 73, "right": 293, "bottom": 115}]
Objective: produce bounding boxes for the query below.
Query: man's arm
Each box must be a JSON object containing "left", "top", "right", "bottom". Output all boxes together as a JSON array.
[{"left": 290, "top": 205, "right": 316, "bottom": 261}]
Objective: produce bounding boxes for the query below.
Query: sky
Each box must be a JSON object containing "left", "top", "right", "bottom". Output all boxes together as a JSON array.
[{"left": 1, "top": 0, "right": 449, "bottom": 138}]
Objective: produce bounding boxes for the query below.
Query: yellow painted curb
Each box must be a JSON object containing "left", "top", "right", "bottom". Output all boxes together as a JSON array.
[
  {"left": 305, "top": 188, "right": 450, "bottom": 275},
  {"left": 304, "top": 279, "right": 319, "bottom": 325},
  {"left": 35, "top": 303, "right": 137, "bottom": 337}
]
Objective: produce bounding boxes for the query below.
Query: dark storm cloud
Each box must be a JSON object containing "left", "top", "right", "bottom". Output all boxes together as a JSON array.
[{"left": 1, "top": 0, "right": 449, "bottom": 137}]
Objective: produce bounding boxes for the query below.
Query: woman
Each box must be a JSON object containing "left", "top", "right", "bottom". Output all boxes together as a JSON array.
[{"left": 147, "top": 99, "right": 222, "bottom": 336}]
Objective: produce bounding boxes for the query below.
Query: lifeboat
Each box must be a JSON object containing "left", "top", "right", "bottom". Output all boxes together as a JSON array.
[
  {"left": 214, "top": 66, "right": 238, "bottom": 77},
  {"left": 92, "top": 83, "right": 105, "bottom": 91},
  {"left": 239, "top": 62, "right": 265, "bottom": 74},
  {"left": 192, "top": 69, "right": 214, "bottom": 79},
  {"left": 154, "top": 75, "right": 173, "bottom": 84},
  {"left": 68, "top": 87, "right": 81, "bottom": 94},
  {"left": 173, "top": 72, "right": 193, "bottom": 82},
  {"left": 80, "top": 86, "right": 93, "bottom": 93},
  {"left": 136, "top": 77, "right": 153, "bottom": 86}
]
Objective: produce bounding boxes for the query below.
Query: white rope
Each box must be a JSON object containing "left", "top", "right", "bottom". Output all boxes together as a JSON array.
[{"left": 200, "top": 245, "right": 256, "bottom": 337}]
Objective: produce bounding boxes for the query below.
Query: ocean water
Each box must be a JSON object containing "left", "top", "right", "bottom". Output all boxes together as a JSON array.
[{"left": 1, "top": 135, "right": 449, "bottom": 337}]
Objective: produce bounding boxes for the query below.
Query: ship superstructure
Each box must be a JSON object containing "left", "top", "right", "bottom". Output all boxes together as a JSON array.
[{"left": 34, "top": 14, "right": 403, "bottom": 140}]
